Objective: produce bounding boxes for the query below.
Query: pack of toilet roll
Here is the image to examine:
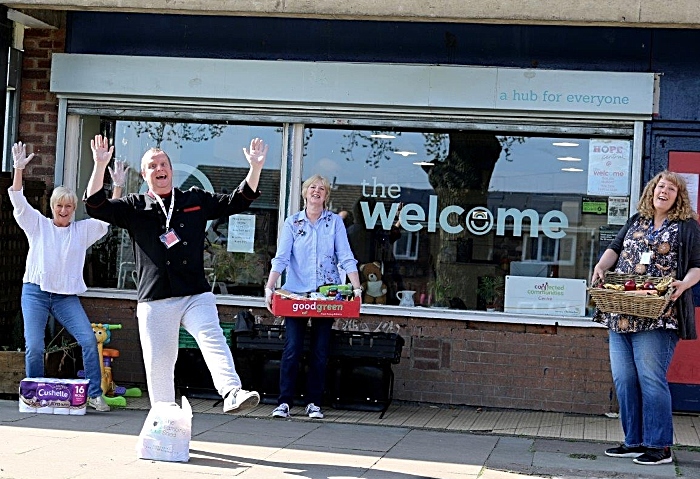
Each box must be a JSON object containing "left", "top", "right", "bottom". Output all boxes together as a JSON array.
[{"left": 18, "top": 378, "right": 89, "bottom": 415}]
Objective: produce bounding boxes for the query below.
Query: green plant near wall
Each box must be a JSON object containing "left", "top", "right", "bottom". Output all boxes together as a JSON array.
[
  {"left": 429, "top": 276, "right": 455, "bottom": 307},
  {"left": 477, "top": 275, "right": 505, "bottom": 310}
]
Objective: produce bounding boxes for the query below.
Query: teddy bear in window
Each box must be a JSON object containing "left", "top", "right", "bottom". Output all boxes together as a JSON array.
[{"left": 360, "top": 261, "right": 387, "bottom": 304}]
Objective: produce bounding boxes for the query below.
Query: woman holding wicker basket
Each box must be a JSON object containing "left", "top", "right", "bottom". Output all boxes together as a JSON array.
[{"left": 591, "top": 171, "right": 700, "bottom": 466}]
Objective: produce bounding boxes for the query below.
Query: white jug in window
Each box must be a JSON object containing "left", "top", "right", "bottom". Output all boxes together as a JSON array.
[{"left": 396, "top": 290, "right": 415, "bottom": 307}]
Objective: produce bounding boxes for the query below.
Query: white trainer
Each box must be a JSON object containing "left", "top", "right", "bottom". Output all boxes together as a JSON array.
[
  {"left": 305, "top": 403, "right": 324, "bottom": 419},
  {"left": 223, "top": 388, "right": 260, "bottom": 413},
  {"left": 87, "top": 395, "right": 110, "bottom": 412},
  {"left": 272, "top": 403, "right": 290, "bottom": 418}
]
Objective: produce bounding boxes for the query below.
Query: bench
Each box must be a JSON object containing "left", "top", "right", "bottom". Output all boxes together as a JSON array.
[{"left": 234, "top": 324, "right": 404, "bottom": 418}]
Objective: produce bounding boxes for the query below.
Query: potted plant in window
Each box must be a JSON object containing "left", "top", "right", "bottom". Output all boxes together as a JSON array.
[{"left": 477, "top": 275, "right": 505, "bottom": 311}]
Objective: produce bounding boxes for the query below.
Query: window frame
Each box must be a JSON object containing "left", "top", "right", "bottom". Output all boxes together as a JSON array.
[{"left": 60, "top": 100, "right": 643, "bottom": 326}]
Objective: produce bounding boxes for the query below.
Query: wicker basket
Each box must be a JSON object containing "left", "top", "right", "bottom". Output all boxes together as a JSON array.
[{"left": 589, "top": 272, "right": 675, "bottom": 319}]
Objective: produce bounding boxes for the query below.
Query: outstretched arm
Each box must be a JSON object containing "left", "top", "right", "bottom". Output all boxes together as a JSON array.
[
  {"left": 9, "top": 142, "right": 35, "bottom": 192},
  {"left": 86, "top": 134, "right": 114, "bottom": 198},
  {"left": 242, "top": 138, "right": 268, "bottom": 192}
]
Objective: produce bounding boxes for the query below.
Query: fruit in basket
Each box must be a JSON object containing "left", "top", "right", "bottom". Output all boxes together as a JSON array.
[
  {"left": 624, "top": 279, "right": 637, "bottom": 291},
  {"left": 655, "top": 277, "right": 673, "bottom": 293},
  {"left": 642, "top": 281, "right": 656, "bottom": 290}
]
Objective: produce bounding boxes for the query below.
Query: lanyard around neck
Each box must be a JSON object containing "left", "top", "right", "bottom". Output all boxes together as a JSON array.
[{"left": 152, "top": 192, "right": 175, "bottom": 230}]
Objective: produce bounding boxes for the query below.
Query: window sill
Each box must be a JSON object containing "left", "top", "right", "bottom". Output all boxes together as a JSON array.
[{"left": 81, "top": 288, "right": 602, "bottom": 329}]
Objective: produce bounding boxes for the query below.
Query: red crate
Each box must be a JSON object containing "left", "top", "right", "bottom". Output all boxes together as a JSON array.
[{"left": 271, "top": 294, "right": 361, "bottom": 318}]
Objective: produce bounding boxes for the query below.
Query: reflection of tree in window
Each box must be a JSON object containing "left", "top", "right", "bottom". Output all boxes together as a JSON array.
[
  {"left": 128, "top": 122, "right": 226, "bottom": 148},
  {"left": 332, "top": 128, "right": 526, "bottom": 310},
  {"left": 422, "top": 132, "right": 504, "bottom": 308},
  {"left": 339, "top": 130, "right": 404, "bottom": 168}
]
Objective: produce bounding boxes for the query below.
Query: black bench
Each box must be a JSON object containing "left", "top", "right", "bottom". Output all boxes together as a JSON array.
[{"left": 233, "top": 324, "right": 404, "bottom": 418}]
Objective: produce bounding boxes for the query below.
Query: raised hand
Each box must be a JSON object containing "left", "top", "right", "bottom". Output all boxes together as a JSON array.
[
  {"left": 12, "top": 142, "right": 35, "bottom": 170},
  {"left": 108, "top": 160, "right": 129, "bottom": 187},
  {"left": 243, "top": 138, "right": 268, "bottom": 170},
  {"left": 90, "top": 134, "right": 114, "bottom": 167}
]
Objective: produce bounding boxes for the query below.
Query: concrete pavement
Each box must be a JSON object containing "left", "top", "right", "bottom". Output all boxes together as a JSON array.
[{"left": 1, "top": 399, "right": 699, "bottom": 479}]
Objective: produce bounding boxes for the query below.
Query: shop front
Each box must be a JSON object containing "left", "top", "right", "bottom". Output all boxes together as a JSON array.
[{"left": 45, "top": 48, "right": 657, "bottom": 413}]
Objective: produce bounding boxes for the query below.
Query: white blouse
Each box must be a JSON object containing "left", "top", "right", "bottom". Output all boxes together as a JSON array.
[{"left": 9, "top": 188, "right": 109, "bottom": 295}]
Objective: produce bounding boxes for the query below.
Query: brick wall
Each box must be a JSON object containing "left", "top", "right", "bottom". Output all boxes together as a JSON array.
[
  {"left": 81, "top": 297, "right": 616, "bottom": 414},
  {"left": 18, "top": 27, "right": 65, "bottom": 190}
]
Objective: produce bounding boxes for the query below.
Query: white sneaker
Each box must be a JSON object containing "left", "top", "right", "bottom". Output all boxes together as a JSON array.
[
  {"left": 87, "top": 395, "right": 110, "bottom": 412},
  {"left": 223, "top": 388, "right": 260, "bottom": 413},
  {"left": 305, "top": 403, "right": 324, "bottom": 419},
  {"left": 272, "top": 403, "right": 290, "bottom": 418}
]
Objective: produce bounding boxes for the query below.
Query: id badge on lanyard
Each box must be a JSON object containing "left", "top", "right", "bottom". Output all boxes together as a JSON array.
[{"left": 153, "top": 192, "right": 180, "bottom": 249}]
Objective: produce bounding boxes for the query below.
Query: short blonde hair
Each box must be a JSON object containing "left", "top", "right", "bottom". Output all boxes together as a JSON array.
[
  {"left": 140, "top": 148, "right": 172, "bottom": 173},
  {"left": 50, "top": 186, "right": 78, "bottom": 211},
  {"left": 301, "top": 174, "right": 331, "bottom": 208}
]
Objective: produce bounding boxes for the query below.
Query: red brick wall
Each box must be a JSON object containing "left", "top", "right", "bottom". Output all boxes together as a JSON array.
[
  {"left": 18, "top": 27, "right": 65, "bottom": 190},
  {"left": 81, "top": 297, "right": 616, "bottom": 414}
]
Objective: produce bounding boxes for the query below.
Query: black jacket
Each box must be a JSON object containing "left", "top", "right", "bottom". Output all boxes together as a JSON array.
[
  {"left": 85, "top": 181, "right": 260, "bottom": 302},
  {"left": 608, "top": 213, "right": 700, "bottom": 340}
]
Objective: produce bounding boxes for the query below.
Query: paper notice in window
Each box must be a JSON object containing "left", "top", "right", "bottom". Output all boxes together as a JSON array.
[
  {"left": 587, "top": 140, "right": 631, "bottom": 196},
  {"left": 227, "top": 214, "right": 255, "bottom": 253},
  {"left": 678, "top": 173, "right": 699, "bottom": 213},
  {"left": 607, "top": 197, "right": 629, "bottom": 225}
]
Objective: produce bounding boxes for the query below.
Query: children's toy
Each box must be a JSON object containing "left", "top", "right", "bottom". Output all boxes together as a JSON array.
[
  {"left": 360, "top": 261, "right": 387, "bottom": 304},
  {"left": 81, "top": 323, "right": 142, "bottom": 407}
]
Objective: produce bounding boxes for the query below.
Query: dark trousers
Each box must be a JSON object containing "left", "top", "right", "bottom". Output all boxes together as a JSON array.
[{"left": 279, "top": 317, "right": 333, "bottom": 407}]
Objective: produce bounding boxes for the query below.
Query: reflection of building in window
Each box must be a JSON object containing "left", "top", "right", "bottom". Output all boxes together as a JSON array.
[
  {"left": 521, "top": 234, "right": 577, "bottom": 266},
  {"left": 393, "top": 230, "right": 419, "bottom": 260}
]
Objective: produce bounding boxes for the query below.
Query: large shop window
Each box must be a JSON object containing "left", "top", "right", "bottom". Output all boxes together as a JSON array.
[
  {"left": 301, "top": 127, "right": 631, "bottom": 312},
  {"left": 80, "top": 120, "right": 283, "bottom": 296},
  {"left": 77, "top": 116, "right": 632, "bottom": 318}
]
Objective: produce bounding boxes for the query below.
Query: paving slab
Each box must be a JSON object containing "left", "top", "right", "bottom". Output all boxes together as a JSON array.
[{"left": 2, "top": 399, "right": 700, "bottom": 479}]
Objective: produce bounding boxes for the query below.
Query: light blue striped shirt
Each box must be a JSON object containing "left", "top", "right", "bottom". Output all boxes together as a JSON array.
[{"left": 271, "top": 209, "right": 358, "bottom": 294}]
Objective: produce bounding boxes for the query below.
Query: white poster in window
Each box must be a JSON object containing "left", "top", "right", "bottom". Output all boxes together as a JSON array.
[
  {"left": 587, "top": 140, "right": 631, "bottom": 196},
  {"left": 504, "top": 276, "right": 587, "bottom": 317},
  {"left": 227, "top": 214, "right": 255, "bottom": 253},
  {"left": 678, "top": 173, "right": 699, "bottom": 213},
  {"left": 607, "top": 197, "right": 630, "bottom": 225}
]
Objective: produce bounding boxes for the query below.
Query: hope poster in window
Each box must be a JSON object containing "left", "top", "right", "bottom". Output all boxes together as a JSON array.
[{"left": 587, "top": 140, "right": 631, "bottom": 196}]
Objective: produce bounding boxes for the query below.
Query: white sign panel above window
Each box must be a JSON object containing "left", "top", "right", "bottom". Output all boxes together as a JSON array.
[
  {"left": 50, "top": 54, "right": 656, "bottom": 119},
  {"left": 495, "top": 69, "right": 654, "bottom": 116}
]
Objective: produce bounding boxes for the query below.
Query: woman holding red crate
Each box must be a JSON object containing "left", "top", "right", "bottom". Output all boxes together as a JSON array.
[
  {"left": 264, "top": 174, "right": 362, "bottom": 419},
  {"left": 592, "top": 171, "right": 700, "bottom": 466}
]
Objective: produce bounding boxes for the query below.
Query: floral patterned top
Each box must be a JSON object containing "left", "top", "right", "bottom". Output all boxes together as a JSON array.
[{"left": 593, "top": 217, "right": 679, "bottom": 333}]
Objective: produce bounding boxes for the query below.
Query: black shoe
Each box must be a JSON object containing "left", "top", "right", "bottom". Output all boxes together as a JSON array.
[
  {"left": 633, "top": 447, "right": 673, "bottom": 465},
  {"left": 605, "top": 444, "right": 646, "bottom": 458}
]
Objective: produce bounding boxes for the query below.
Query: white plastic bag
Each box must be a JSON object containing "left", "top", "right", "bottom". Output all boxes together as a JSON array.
[{"left": 136, "top": 396, "right": 192, "bottom": 462}]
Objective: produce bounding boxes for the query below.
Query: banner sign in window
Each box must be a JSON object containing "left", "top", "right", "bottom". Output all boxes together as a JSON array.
[
  {"left": 504, "top": 276, "right": 587, "bottom": 317},
  {"left": 581, "top": 197, "right": 607, "bottom": 215},
  {"left": 227, "top": 214, "right": 256, "bottom": 253},
  {"left": 587, "top": 140, "right": 631, "bottom": 196}
]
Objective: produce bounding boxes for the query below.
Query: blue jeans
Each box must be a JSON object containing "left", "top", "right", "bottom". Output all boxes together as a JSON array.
[
  {"left": 279, "top": 317, "right": 333, "bottom": 407},
  {"left": 21, "top": 283, "right": 103, "bottom": 398},
  {"left": 608, "top": 328, "right": 679, "bottom": 449}
]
